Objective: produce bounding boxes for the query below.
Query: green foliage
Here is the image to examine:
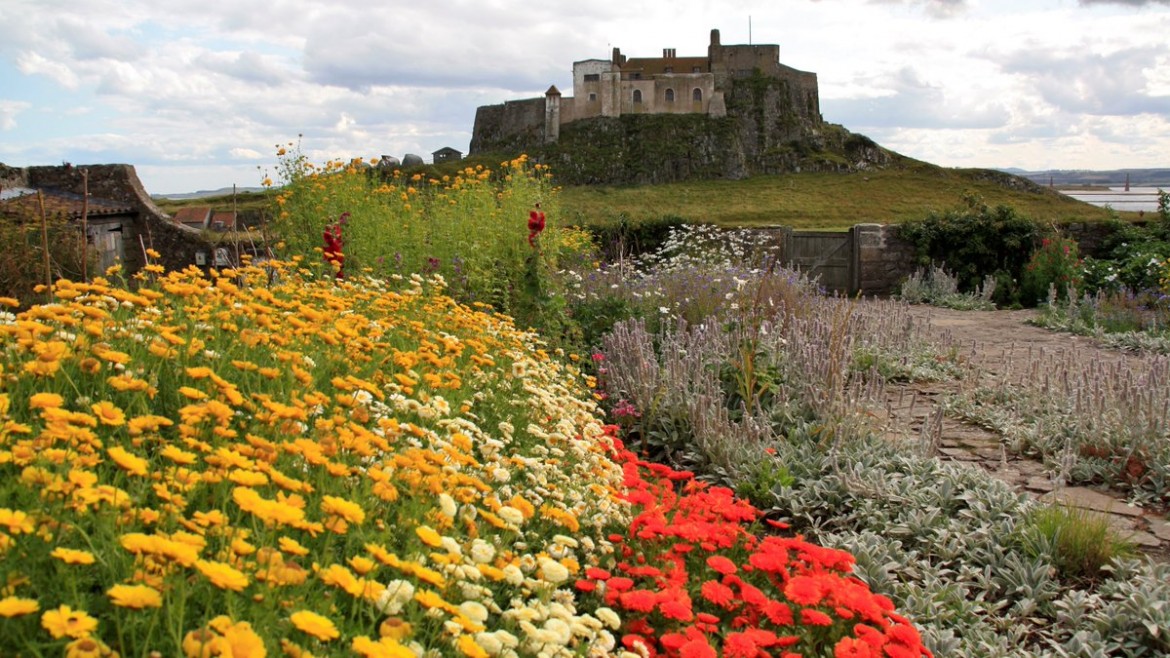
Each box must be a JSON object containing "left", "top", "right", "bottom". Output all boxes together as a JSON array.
[
  {"left": 898, "top": 264, "right": 997, "bottom": 310},
  {"left": 268, "top": 144, "right": 592, "bottom": 343},
  {"left": 1020, "top": 235, "right": 1083, "bottom": 305},
  {"left": 897, "top": 194, "right": 1045, "bottom": 305},
  {"left": 580, "top": 213, "right": 687, "bottom": 261},
  {"left": 1016, "top": 504, "right": 1135, "bottom": 585}
]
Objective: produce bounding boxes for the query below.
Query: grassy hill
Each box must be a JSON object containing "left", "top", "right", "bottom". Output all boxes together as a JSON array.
[
  {"left": 156, "top": 158, "right": 1130, "bottom": 233},
  {"left": 559, "top": 161, "right": 1130, "bottom": 231}
]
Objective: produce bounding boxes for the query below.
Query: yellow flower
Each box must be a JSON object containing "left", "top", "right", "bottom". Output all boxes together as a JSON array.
[
  {"left": 64, "top": 636, "right": 118, "bottom": 658},
  {"left": 195, "top": 559, "right": 250, "bottom": 592},
  {"left": 51, "top": 547, "right": 97, "bottom": 565},
  {"left": 41, "top": 604, "right": 99, "bottom": 639},
  {"left": 0, "top": 508, "right": 34, "bottom": 534},
  {"left": 29, "top": 392, "right": 65, "bottom": 409},
  {"left": 414, "top": 525, "right": 443, "bottom": 548},
  {"left": 352, "top": 636, "right": 414, "bottom": 658},
  {"left": 90, "top": 401, "right": 126, "bottom": 426},
  {"left": 320, "top": 495, "right": 365, "bottom": 525},
  {"left": 183, "top": 627, "right": 228, "bottom": 658},
  {"left": 220, "top": 619, "right": 267, "bottom": 658},
  {"left": 378, "top": 617, "right": 413, "bottom": 641},
  {"left": 0, "top": 595, "right": 39, "bottom": 617},
  {"left": 289, "top": 610, "right": 340, "bottom": 642},
  {"left": 107, "top": 446, "right": 149, "bottom": 477},
  {"left": 108, "top": 583, "right": 163, "bottom": 609},
  {"left": 278, "top": 536, "right": 310, "bottom": 556}
]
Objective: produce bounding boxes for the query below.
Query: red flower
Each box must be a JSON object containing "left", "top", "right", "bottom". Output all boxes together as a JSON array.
[
  {"left": 833, "top": 637, "right": 875, "bottom": 658},
  {"left": 785, "top": 575, "right": 826, "bottom": 606},
  {"left": 723, "top": 632, "right": 759, "bottom": 658},
  {"left": 619, "top": 589, "right": 658, "bottom": 613},
  {"left": 706, "top": 555, "right": 738, "bottom": 576},
  {"left": 322, "top": 215, "right": 346, "bottom": 278},
  {"left": 700, "top": 580, "right": 737, "bottom": 608},
  {"left": 800, "top": 609, "right": 834, "bottom": 626},
  {"left": 680, "top": 638, "right": 717, "bottom": 658},
  {"left": 527, "top": 206, "right": 546, "bottom": 247}
]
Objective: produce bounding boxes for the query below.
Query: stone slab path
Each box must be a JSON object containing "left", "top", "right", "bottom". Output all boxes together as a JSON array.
[{"left": 873, "top": 304, "right": 1170, "bottom": 559}]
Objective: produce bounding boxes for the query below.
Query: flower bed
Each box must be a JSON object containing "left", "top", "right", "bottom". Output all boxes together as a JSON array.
[{"left": 0, "top": 262, "right": 928, "bottom": 657}]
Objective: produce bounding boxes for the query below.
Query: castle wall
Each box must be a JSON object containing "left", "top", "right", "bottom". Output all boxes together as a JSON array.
[{"left": 469, "top": 97, "right": 547, "bottom": 154}]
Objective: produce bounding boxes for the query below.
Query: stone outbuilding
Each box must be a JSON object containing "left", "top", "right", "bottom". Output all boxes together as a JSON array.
[{"left": 431, "top": 147, "right": 463, "bottom": 163}]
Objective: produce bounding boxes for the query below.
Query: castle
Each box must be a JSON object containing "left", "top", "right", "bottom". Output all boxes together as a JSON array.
[{"left": 470, "top": 29, "right": 821, "bottom": 153}]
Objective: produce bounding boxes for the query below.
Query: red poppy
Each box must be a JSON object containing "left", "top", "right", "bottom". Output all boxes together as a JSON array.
[{"left": 527, "top": 207, "right": 545, "bottom": 247}]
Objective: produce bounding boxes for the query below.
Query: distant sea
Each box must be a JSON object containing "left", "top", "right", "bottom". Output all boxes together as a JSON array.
[{"left": 1059, "top": 187, "right": 1163, "bottom": 213}]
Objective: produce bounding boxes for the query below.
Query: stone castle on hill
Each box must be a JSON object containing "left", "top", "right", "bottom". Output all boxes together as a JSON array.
[{"left": 470, "top": 29, "right": 823, "bottom": 153}]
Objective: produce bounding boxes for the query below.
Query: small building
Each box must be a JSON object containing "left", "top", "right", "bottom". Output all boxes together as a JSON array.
[
  {"left": 210, "top": 210, "right": 237, "bottom": 232},
  {"left": 432, "top": 147, "right": 463, "bottom": 163},
  {"left": 0, "top": 186, "right": 137, "bottom": 272},
  {"left": 172, "top": 206, "right": 212, "bottom": 230}
]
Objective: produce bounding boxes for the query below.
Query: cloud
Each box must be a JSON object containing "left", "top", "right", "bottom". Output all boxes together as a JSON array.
[
  {"left": 822, "top": 66, "right": 1010, "bottom": 130},
  {"left": 994, "top": 45, "right": 1170, "bottom": 116},
  {"left": 863, "top": 0, "right": 968, "bottom": 18},
  {"left": 0, "top": 100, "right": 31, "bottom": 130},
  {"left": 1078, "top": 0, "right": 1170, "bottom": 6},
  {"left": 229, "top": 147, "right": 263, "bottom": 159}
]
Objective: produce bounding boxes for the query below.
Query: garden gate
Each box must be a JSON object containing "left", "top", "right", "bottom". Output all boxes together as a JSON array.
[{"left": 780, "top": 229, "right": 856, "bottom": 294}]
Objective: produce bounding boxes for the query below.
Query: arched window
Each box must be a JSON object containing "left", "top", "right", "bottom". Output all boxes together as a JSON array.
[
  {"left": 692, "top": 88, "right": 703, "bottom": 102},
  {"left": 665, "top": 88, "right": 675, "bottom": 103},
  {"left": 632, "top": 89, "right": 643, "bottom": 104}
]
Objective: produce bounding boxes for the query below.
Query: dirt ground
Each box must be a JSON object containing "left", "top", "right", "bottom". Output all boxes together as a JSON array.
[{"left": 876, "top": 303, "right": 1170, "bottom": 558}]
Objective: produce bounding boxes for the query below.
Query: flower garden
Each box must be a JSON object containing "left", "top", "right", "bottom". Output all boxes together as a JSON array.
[{"left": 0, "top": 155, "right": 937, "bottom": 658}]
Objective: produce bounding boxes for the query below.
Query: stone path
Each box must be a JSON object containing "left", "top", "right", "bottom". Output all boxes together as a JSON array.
[{"left": 873, "top": 304, "right": 1170, "bottom": 559}]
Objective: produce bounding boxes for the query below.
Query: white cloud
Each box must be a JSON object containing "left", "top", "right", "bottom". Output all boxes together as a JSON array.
[{"left": 0, "top": 100, "right": 31, "bottom": 130}]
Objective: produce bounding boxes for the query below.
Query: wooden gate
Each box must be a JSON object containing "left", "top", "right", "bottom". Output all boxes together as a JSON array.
[{"left": 781, "top": 230, "right": 855, "bottom": 293}]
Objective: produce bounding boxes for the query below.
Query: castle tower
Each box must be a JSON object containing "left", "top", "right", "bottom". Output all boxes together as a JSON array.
[{"left": 544, "top": 85, "right": 562, "bottom": 143}]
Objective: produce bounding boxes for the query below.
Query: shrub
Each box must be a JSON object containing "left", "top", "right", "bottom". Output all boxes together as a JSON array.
[
  {"left": 898, "top": 193, "right": 1042, "bottom": 304},
  {"left": 1021, "top": 235, "right": 1083, "bottom": 306}
]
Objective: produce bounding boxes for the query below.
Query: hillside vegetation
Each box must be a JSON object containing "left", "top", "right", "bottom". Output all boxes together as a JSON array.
[
  {"left": 559, "top": 164, "right": 1129, "bottom": 231},
  {"left": 153, "top": 157, "right": 1129, "bottom": 233}
]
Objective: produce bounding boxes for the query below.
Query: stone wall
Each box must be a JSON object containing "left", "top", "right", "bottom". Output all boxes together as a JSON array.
[
  {"left": 468, "top": 98, "right": 547, "bottom": 155},
  {"left": 11, "top": 163, "right": 219, "bottom": 276},
  {"left": 852, "top": 224, "right": 917, "bottom": 296}
]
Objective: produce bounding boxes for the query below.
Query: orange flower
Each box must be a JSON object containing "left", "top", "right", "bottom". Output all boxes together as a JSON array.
[
  {"left": 90, "top": 401, "right": 126, "bottom": 426},
  {"left": 289, "top": 610, "right": 339, "bottom": 642}
]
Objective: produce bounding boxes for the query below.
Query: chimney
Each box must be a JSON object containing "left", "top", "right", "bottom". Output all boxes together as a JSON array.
[
  {"left": 663, "top": 48, "right": 676, "bottom": 58},
  {"left": 710, "top": 29, "right": 721, "bottom": 47},
  {"left": 612, "top": 47, "right": 623, "bottom": 65}
]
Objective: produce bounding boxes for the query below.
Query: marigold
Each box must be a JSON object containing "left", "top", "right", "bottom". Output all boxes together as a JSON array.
[
  {"left": 51, "top": 547, "right": 97, "bottom": 565},
  {"left": 290, "top": 610, "right": 340, "bottom": 642},
  {"left": 64, "top": 637, "right": 118, "bottom": 658},
  {"left": 0, "top": 595, "right": 39, "bottom": 617},
  {"left": 90, "top": 401, "right": 126, "bottom": 426},
  {"left": 41, "top": 604, "right": 99, "bottom": 639},
  {"left": 0, "top": 508, "right": 35, "bottom": 534},
  {"left": 195, "top": 559, "right": 250, "bottom": 592},
  {"left": 321, "top": 495, "right": 365, "bottom": 525},
  {"left": 834, "top": 637, "right": 876, "bottom": 658},
  {"left": 107, "top": 446, "right": 148, "bottom": 476},
  {"left": 108, "top": 584, "right": 163, "bottom": 609}
]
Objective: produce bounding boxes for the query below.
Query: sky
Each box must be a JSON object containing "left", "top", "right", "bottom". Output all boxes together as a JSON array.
[{"left": 1, "top": 0, "right": 1169, "bottom": 195}]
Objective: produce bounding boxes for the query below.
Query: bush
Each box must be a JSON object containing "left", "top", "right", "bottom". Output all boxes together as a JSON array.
[
  {"left": 898, "top": 193, "right": 1043, "bottom": 305},
  {"left": 1021, "top": 236, "right": 1083, "bottom": 306}
]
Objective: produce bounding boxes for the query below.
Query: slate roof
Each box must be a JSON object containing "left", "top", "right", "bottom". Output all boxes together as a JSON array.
[{"left": 0, "top": 187, "right": 134, "bottom": 219}]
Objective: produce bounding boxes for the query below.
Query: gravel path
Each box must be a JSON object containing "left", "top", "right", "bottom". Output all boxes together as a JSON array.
[{"left": 876, "top": 304, "right": 1170, "bottom": 558}]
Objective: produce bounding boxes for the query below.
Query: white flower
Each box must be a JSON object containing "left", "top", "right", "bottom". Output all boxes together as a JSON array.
[
  {"left": 439, "top": 493, "right": 458, "bottom": 518},
  {"left": 459, "top": 600, "right": 490, "bottom": 624},
  {"left": 498, "top": 506, "right": 524, "bottom": 526},
  {"left": 595, "top": 607, "right": 621, "bottom": 630},
  {"left": 376, "top": 579, "right": 415, "bottom": 615},
  {"left": 538, "top": 557, "right": 569, "bottom": 584},
  {"left": 470, "top": 539, "right": 496, "bottom": 564}
]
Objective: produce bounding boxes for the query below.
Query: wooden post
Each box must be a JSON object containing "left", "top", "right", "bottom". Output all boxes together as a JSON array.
[
  {"left": 80, "top": 169, "right": 89, "bottom": 282},
  {"left": 37, "top": 191, "right": 52, "bottom": 300}
]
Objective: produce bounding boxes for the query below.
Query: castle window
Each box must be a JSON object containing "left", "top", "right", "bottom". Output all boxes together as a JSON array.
[
  {"left": 693, "top": 66, "right": 701, "bottom": 73},
  {"left": 584, "top": 73, "right": 599, "bottom": 82},
  {"left": 664, "top": 66, "right": 673, "bottom": 74},
  {"left": 665, "top": 88, "right": 675, "bottom": 103},
  {"left": 589, "top": 93, "right": 597, "bottom": 102},
  {"left": 632, "top": 89, "right": 643, "bottom": 104},
  {"left": 692, "top": 88, "right": 702, "bottom": 102}
]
